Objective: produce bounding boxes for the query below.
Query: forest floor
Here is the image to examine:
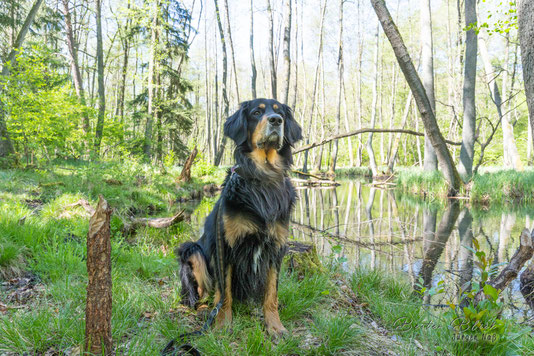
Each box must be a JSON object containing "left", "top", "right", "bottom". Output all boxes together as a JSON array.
[{"left": 1, "top": 161, "right": 533, "bottom": 355}]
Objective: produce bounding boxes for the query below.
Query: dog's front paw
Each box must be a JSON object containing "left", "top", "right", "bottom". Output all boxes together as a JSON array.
[{"left": 266, "top": 322, "right": 288, "bottom": 337}]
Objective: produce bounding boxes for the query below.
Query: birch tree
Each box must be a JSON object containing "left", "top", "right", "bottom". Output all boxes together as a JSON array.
[{"left": 458, "top": 0, "right": 477, "bottom": 181}]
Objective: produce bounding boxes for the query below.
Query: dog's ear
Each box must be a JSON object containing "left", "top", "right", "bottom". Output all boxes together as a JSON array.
[
  {"left": 224, "top": 102, "right": 249, "bottom": 146},
  {"left": 282, "top": 104, "right": 303, "bottom": 146}
]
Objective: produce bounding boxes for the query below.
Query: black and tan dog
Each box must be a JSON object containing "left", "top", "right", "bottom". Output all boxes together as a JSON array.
[{"left": 177, "top": 98, "right": 302, "bottom": 335}]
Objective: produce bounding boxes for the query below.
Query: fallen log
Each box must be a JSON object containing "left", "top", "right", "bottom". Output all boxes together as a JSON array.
[
  {"left": 85, "top": 196, "right": 112, "bottom": 355},
  {"left": 64, "top": 199, "right": 95, "bottom": 215},
  {"left": 122, "top": 209, "right": 185, "bottom": 235},
  {"left": 475, "top": 228, "right": 534, "bottom": 303},
  {"left": 520, "top": 229, "right": 534, "bottom": 310}
]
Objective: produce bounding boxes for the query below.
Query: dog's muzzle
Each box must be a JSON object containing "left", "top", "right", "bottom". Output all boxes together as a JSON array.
[{"left": 263, "top": 114, "right": 284, "bottom": 150}]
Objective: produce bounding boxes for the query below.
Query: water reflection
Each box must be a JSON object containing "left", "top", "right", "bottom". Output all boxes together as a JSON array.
[{"left": 187, "top": 180, "right": 534, "bottom": 311}]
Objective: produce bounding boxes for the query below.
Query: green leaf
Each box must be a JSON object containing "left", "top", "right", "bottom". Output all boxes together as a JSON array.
[{"left": 483, "top": 284, "right": 500, "bottom": 301}]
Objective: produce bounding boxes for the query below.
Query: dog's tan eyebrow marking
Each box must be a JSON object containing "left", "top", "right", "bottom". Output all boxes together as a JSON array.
[
  {"left": 259, "top": 103, "right": 265, "bottom": 109},
  {"left": 273, "top": 104, "right": 278, "bottom": 110}
]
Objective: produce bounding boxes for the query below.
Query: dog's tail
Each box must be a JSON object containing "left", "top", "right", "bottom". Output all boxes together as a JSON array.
[{"left": 177, "top": 242, "right": 212, "bottom": 307}]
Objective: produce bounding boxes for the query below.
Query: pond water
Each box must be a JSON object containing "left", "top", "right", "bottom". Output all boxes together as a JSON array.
[{"left": 185, "top": 179, "right": 534, "bottom": 316}]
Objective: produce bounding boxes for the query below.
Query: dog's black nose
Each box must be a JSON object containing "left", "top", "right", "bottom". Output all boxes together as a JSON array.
[{"left": 267, "top": 114, "right": 283, "bottom": 126}]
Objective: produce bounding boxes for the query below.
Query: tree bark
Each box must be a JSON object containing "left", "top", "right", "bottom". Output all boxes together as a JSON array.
[
  {"left": 178, "top": 146, "right": 198, "bottom": 183},
  {"left": 329, "top": 0, "right": 343, "bottom": 174},
  {"left": 94, "top": 0, "right": 106, "bottom": 156},
  {"left": 420, "top": 0, "right": 437, "bottom": 171},
  {"left": 479, "top": 32, "right": 522, "bottom": 170},
  {"left": 367, "top": 23, "right": 380, "bottom": 177},
  {"left": 301, "top": 0, "right": 327, "bottom": 172},
  {"left": 370, "top": 0, "right": 461, "bottom": 195},
  {"left": 458, "top": 0, "right": 477, "bottom": 181},
  {"left": 62, "top": 0, "right": 90, "bottom": 140},
  {"left": 250, "top": 0, "right": 257, "bottom": 99},
  {"left": 280, "top": 0, "right": 292, "bottom": 104},
  {"left": 144, "top": 0, "right": 159, "bottom": 159},
  {"left": 213, "top": 0, "right": 230, "bottom": 166},
  {"left": 267, "top": 0, "right": 277, "bottom": 99},
  {"left": 519, "top": 0, "right": 534, "bottom": 157},
  {"left": 223, "top": 0, "right": 240, "bottom": 103},
  {"left": 85, "top": 196, "right": 112, "bottom": 355}
]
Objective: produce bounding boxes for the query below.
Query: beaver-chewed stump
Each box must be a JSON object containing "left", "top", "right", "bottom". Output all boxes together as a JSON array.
[{"left": 284, "top": 241, "right": 324, "bottom": 276}]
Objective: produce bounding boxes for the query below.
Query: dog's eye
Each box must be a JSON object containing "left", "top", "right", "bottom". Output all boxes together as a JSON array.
[{"left": 252, "top": 110, "right": 261, "bottom": 117}]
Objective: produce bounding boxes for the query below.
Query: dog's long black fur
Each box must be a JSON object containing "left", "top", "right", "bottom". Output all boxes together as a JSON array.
[{"left": 178, "top": 98, "right": 302, "bottom": 310}]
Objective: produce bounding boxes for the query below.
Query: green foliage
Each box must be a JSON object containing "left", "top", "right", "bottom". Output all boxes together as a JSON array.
[{"left": 1, "top": 46, "right": 85, "bottom": 163}]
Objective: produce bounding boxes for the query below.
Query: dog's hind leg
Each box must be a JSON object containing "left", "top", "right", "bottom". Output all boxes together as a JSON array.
[
  {"left": 263, "top": 267, "right": 287, "bottom": 336},
  {"left": 177, "top": 242, "right": 212, "bottom": 308},
  {"left": 214, "top": 265, "right": 233, "bottom": 328}
]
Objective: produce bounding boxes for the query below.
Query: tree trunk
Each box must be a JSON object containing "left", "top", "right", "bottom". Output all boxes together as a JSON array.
[
  {"left": 250, "top": 0, "right": 257, "bottom": 99},
  {"left": 479, "top": 32, "right": 522, "bottom": 170},
  {"left": 223, "top": 0, "right": 240, "bottom": 103},
  {"left": 367, "top": 23, "right": 380, "bottom": 177},
  {"left": 519, "top": 0, "right": 534, "bottom": 160},
  {"left": 268, "top": 0, "right": 277, "bottom": 99},
  {"left": 370, "top": 0, "right": 461, "bottom": 195},
  {"left": 280, "top": 0, "right": 292, "bottom": 104},
  {"left": 62, "top": 0, "right": 90, "bottom": 141},
  {"left": 213, "top": 0, "right": 230, "bottom": 166},
  {"left": 329, "top": 0, "right": 343, "bottom": 174},
  {"left": 458, "top": 0, "right": 477, "bottom": 181},
  {"left": 94, "top": 0, "right": 106, "bottom": 156},
  {"left": 0, "top": 0, "right": 45, "bottom": 159},
  {"left": 85, "top": 196, "right": 112, "bottom": 355},
  {"left": 116, "top": 0, "right": 131, "bottom": 127},
  {"left": 421, "top": 0, "right": 437, "bottom": 171},
  {"left": 301, "top": 0, "right": 327, "bottom": 173},
  {"left": 144, "top": 0, "right": 159, "bottom": 159}
]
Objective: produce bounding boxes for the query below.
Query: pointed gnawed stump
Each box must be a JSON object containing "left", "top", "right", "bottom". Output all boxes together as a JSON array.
[{"left": 85, "top": 196, "right": 113, "bottom": 355}]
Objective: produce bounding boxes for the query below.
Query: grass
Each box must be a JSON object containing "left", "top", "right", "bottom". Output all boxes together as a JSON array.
[
  {"left": 1, "top": 161, "right": 533, "bottom": 355},
  {"left": 394, "top": 167, "right": 534, "bottom": 208}
]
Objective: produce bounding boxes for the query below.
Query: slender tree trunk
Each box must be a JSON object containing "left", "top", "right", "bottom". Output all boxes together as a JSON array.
[
  {"left": 301, "top": 0, "right": 327, "bottom": 172},
  {"left": 0, "top": 0, "right": 45, "bottom": 159},
  {"left": 267, "top": 0, "right": 277, "bottom": 99},
  {"left": 280, "top": 0, "right": 292, "bottom": 104},
  {"left": 367, "top": 23, "right": 380, "bottom": 177},
  {"left": 94, "top": 0, "right": 106, "bottom": 156},
  {"left": 387, "top": 91, "right": 413, "bottom": 172},
  {"left": 371, "top": 0, "right": 461, "bottom": 194},
  {"left": 458, "top": 0, "right": 477, "bottom": 181},
  {"left": 329, "top": 0, "right": 343, "bottom": 174},
  {"left": 250, "top": 0, "right": 257, "bottom": 99},
  {"left": 519, "top": 0, "right": 534, "bottom": 155},
  {"left": 421, "top": 0, "right": 437, "bottom": 171},
  {"left": 479, "top": 32, "right": 522, "bottom": 170},
  {"left": 62, "top": 0, "right": 90, "bottom": 140},
  {"left": 144, "top": 0, "right": 159, "bottom": 159},
  {"left": 213, "top": 0, "right": 230, "bottom": 166},
  {"left": 116, "top": 0, "right": 131, "bottom": 127},
  {"left": 223, "top": 0, "right": 240, "bottom": 103}
]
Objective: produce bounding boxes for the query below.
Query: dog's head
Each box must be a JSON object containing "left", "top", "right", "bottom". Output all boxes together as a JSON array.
[{"left": 224, "top": 98, "right": 303, "bottom": 151}]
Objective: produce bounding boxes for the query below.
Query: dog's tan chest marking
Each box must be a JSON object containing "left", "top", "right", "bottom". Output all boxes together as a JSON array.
[
  {"left": 223, "top": 214, "right": 259, "bottom": 247},
  {"left": 268, "top": 221, "right": 289, "bottom": 248}
]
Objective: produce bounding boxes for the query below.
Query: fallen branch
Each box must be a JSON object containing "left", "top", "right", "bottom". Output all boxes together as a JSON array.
[
  {"left": 475, "top": 228, "right": 534, "bottom": 303},
  {"left": 291, "top": 178, "right": 339, "bottom": 187},
  {"left": 123, "top": 210, "right": 185, "bottom": 234},
  {"left": 293, "top": 128, "right": 461, "bottom": 154},
  {"left": 291, "top": 170, "right": 324, "bottom": 180}
]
